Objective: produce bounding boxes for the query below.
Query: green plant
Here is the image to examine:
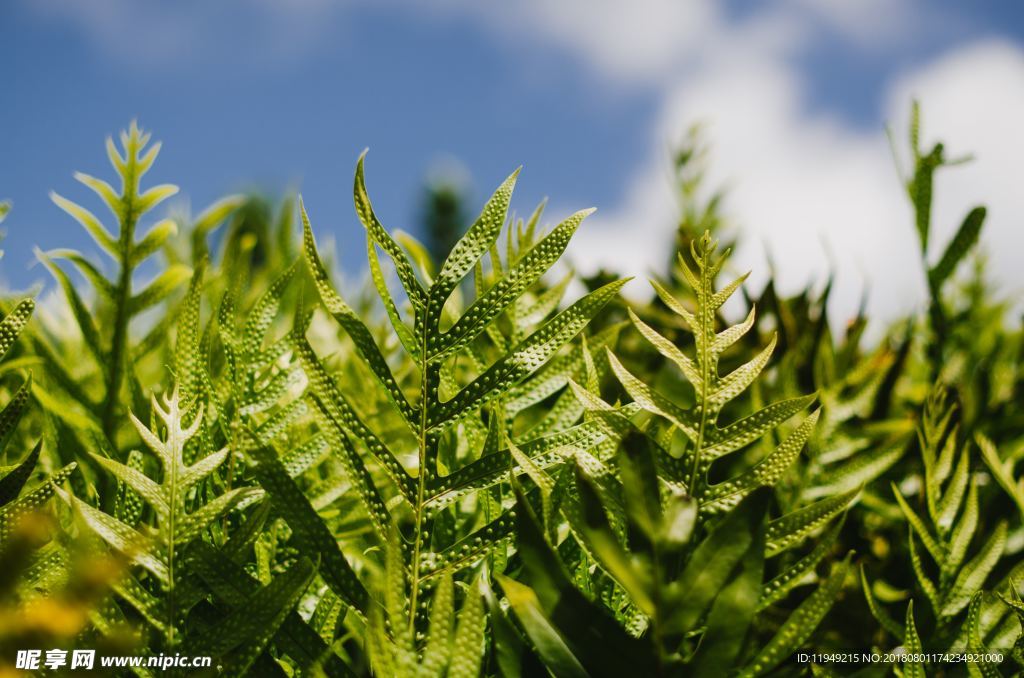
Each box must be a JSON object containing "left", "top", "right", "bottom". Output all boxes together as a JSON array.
[
  {"left": 32, "top": 123, "right": 243, "bottom": 456},
  {"left": 0, "top": 106, "right": 1019, "bottom": 676},
  {"left": 56, "top": 387, "right": 262, "bottom": 645},
  {"left": 603, "top": 233, "right": 821, "bottom": 517},
  {"left": 45, "top": 122, "right": 186, "bottom": 439},
  {"left": 894, "top": 101, "right": 986, "bottom": 375},
  {"left": 488, "top": 234, "right": 860, "bottom": 676},
  {"left": 861, "top": 385, "right": 1019, "bottom": 673},
  {"left": 295, "top": 153, "right": 626, "bottom": 636}
]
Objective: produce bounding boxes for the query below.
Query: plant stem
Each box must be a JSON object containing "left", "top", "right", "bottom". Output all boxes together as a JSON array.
[
  {"left": 689, "top": 244, "right": 713, "bottom": 498},
  {"left": 408, "top": 334, "right": 430, "bottom": 632},
  {"left": 103, "top": 165, "right": 138, "bottom": 440}
]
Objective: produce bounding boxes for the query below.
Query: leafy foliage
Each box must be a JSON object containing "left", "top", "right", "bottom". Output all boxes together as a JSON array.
[
  {"left": 0, "top": 106, "right": 1020, "bottom": 676},
  {"left": 57, "top": 387, "right": 261, "bottom": 645},
  {"left": 44, "top": 122, "right": 186, "bottom": 439},
  {"left": 295, "top": 152, "right": 625, "bottom": 663}
]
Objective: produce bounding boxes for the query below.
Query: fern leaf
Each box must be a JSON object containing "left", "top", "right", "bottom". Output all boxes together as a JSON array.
[
  {"left": 0, "top": 441, "right": 41, "bottom": 506},
  {"left": 57, "top": 489, "right": 169, "bottom": 581},
  {"left": 35, "top": 252, "right": 106, "bottom": 362},
  {"left": 977, "top": 433, "right": 1024, "bottom": 520},
  {"left": 0, "top": 377, "right": 32, "bottom": 457},
  {"left": 422, "top": 514, "right": 518, "bottom": 579},
  {"left": 606, "top": 350, "right": 698, "bottom": 438},
  {"left": 113, "top": 448, "right": 146, "bottom": 525},
  {"left": 908, "top": 530, "right": 940, "bottom": 612},
  {"left": 893, "top": 484, "right": 945, "bottom": 566},
  {"left": 431, "top": 208, "right": 593, "bottom": 360},
  {"left": 354, "top": 154, "right": 426, "bottom": 307},
  {"left": 613, "top": 233, "right": 815, "bottom": 516},
  {"left": 311, "top": 401, "right": 393, "bottom": 541},
  {"left": 758, "top": 518, "right": 843, "bottom": 611},
  {"left": 60, "top": 387, "right": 259, "bottom": 644},
  {"left": 860, "top": 566, "right": 904, "bottom": 638},
  {"left": 704, "top": 393, "right": 817, "bottom": 460},
  {"left": 128, "top": 264, "right": 192, "bottom": 314},
  {"left": 903, "top": 600, "right": 926, "bottom": 678},
  {"left": 948, "top": 480, "right": 979, "bottom": 573},
  {"left": 430, "top": 279, "right": 626, "bottom": 427},
  {"left": 49, "top": 192, "right": 119, "bottom": 256},
  {"left": 187, "top": 540, "right": 356, "bottom": 676},
  {"left": 114, "top": 574, "right": 168, "bottom": 634},
  {"left": 294, "top": 333, "right": 414, "bottom": 504},
  {"left": 425, "top": 422, "right": 600, "bottom": 508},
  {"left": 130, "top": 218, "right": 177, "bottom": 265},
  {"left": 964, "top": 593, "right": 1002, "bottom": 677},
  {"left": 420, "top": 574, "right": 455, "bottom": 676},
  {"left": 739, "top": 556, "right": 851, "bottom": 677},
  {"left": 803, "top": 442, "right": 904, "bottom": 500},
  {"left": 929, "top": 206, "right": 986, "bottom": 291},
  {"left": 0, "top": 463, "right": 76, "bottom": 541},
  {"left": 89, "top": 452, "right": 167, "bottom": 518},
  {"left": 765, "top": 488, "right": 858, "bottom": 556},
  {"left": 432, "top": 168, "right": 519, "bottom": 303},
  {"left": 367, "top": 239, "right": 419, "bottom": 357},
  {"left": 42, "top": 123, "right": 197, "bottom": 439},
  {"left": 448, "top": 581, "right": 486, "bottom": 678},
  {"left": 301, "top": 155, "right": 622, "bottom": 646},
  {"left": 301, "top": 204, "right": 417, "bottom": 425},
  {"left": 247, "top": 442, "right": 369, "bottom": 611},
  {"left": 941, "top": 522, "right": 1007, "bottom": 618},
  {"left": 187, "top": 557, "right": 315, "bottom": 674},
  {"left": 701, "top": 410, "right": 819, "bottom": 514},
  {"left": 936, "top": 446, "right": 970, "bottom": 533},
  {"left": 0, "top": 299, "right": 33, "bottom": 363},
  {"left": 708, "top": 337, "right": 777, "bottom": 409}
]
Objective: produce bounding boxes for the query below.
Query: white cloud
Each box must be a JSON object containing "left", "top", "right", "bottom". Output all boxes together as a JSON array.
[
  {"left": 462, "top": 0, "right": 720, "bottom": 84},
  {"left": 569, "top": 42, "right": 920, "bottom": 328},
  {"left": 502, "top": 3, "right": 1024, "bottom": 329}
]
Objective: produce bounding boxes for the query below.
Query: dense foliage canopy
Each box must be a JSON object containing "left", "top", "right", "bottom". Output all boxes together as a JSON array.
[{"left": 0, "top": 107, "right": 1021, "bottom": 676}]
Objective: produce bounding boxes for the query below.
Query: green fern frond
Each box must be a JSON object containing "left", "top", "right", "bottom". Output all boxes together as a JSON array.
[
  {"left": 58, "top": 386, "right": 260, "bottom": 645},
  {"left": 505, "top": 442, "right": 850, "bottom": 674},
  {"left": 610, "top": 232, "right": 818, "bottom": 516},
  {"left": 977, "top": 433, "right": 1024, "bottom": 520},
  {"left": 861, "top": 384, "right": 1013, "bottom": 657},
  {"left": 739, "top": 555, "right": 852, "bottom": 677},
  {"left": 896, "top": 103, "right": 987, "bottom": 372},
  {"left": 41, "top": 122, "right": 189, "bottom": 439},
  {"left": 185, "top": 556, "right": 316, "bottom": 675},
  {"left": 298, "top": 153, "right": 624, "bottom": 636},
  {"left": 898, "top": 387, "right": 1005, "bottom": 620},
  {"left": 184, "top": 535, "right": 357, "bottom": 676},
  {"left": 365, "top": 530, "right": 487, "bottom": 677},
  {"left": 0, "top": 298, "right": 80, "bottom": 540},
  {"left": 0, "top": 300, "right": 35, "bottom": 462}
]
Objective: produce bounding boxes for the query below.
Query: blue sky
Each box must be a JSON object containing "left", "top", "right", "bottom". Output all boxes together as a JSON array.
[{"left": 3, "top": 0, "right": 1024, "bottom": 324}]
